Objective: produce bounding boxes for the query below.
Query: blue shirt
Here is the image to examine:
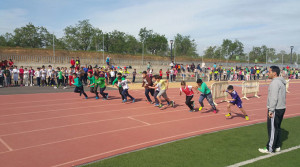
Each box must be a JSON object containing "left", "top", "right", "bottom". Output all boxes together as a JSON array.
[
  {"left": 227, "top": 90, "right": 242, "bottom": 104},
  {"left": 83, "top": 67, "right": 88, "bottom": 73}
]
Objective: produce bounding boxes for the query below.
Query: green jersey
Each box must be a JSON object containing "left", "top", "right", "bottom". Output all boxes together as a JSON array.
[
  {"left": 58, "top": 71, "right": 63, "bottom": 79},
  {"left": 198, "top": 82, "right": 211, "bottom": 95},
  {"left": 73, "top": 77, "right": 82, "bottom": 87},
  {"left": 88, "top": 76, "right": 95, "bottom": 88},
  {"left": 95, "top": 77, "right": 106, "bottom": 88}
]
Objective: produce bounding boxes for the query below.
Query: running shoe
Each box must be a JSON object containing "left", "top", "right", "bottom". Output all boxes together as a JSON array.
[
  {"left": 154, "top": 104, "right": 159, "bottom": 107},
  {"left": 245, "top": 116, "right": 249, "bottom": 121},
  {"left": 159, "top": 104, "right": 164, "bottom": 108},
  {"left": 106, "top": 93, "right": 109, "bottom": 100},
  {"left": 198, "top": 106, "right": 203, "bottom": 111},
  {"left": 225, "top": 113, "right": 231, "bottom": 117},
  {"left": 189, "top": 110, "right": 195, "bottom": 112},
  {"left": 213, "top": 110, "right": 217, "bottom": 114},
  {"left": 171, "top": 101, "right": 175, "bottom": 107},
  {"left": 96, "top": 97, "right": 99, "bottom": 99},
  {"left": 132, "top": 98, "right": 135, "bottom": 103},
  {"left": 54, "top": 86, "right": 57, "bottom": 89},
  {"left": 275, "top": 147, "right": 281, "bottom": 152},
  {"left": 85, "top": 97, "right": 88, "bottom": 99}
]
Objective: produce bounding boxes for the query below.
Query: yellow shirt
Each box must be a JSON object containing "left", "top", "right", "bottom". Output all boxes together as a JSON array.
[{"left": 155, "top": 80, "right": 167, "bottom": 90}]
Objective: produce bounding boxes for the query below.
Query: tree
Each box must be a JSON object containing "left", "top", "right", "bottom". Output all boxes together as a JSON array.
[
  {"left": 138, "top": 28, "right": 168, "bottom": 55},
  {"left": 0, "top": 33, "right": 15, "bottom": 47},
  {"left": 174, "top": 34, "right": 198, "bottom": 57},
  {"left": 63, "top": 19, "right": 98, "bottom": 51},
  {"left": 203, "top": 46, "right": 217, "bottom": 58},
  {"left": 13, "top": 23, "right": 52, "bottom": 48},
  {"left": 221, "top": 39, "right": 244, "bottom": 60}
]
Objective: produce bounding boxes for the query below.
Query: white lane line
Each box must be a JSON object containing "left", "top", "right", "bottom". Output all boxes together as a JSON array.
[
  {"left": 0, "top": 137, "right": 13, "bottom": 151},
  {"left": 128, "top": 117, "right": 151, "bottom": 125},
  {"left": 227, "top": 145, "right": 300, "bottom": 167}
]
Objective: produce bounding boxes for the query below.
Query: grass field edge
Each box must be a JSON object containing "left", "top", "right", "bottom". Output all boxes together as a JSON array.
[{"left": 76, "top": 115, "right": 300, "bottom": 167}]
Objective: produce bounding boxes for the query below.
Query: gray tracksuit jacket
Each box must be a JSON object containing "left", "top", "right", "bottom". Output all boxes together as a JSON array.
[{"left": 267, "top": 77, "right": 286, "bottom": 112}]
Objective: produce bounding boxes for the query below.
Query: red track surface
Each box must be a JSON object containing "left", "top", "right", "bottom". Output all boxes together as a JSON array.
[{"left": 0, "top": 83, "right": 300, "bottom": 167}]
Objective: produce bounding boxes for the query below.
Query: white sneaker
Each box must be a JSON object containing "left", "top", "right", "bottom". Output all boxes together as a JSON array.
[
  {"left": 54, "top": 86, "right": 57, "bottom": 89},
  {"left": 63, "top": 87, "right": 67, "bottom": 89},
  {"left": 275, "top": 147, "right": 281, "bottom": 152},
  {"left": 258, "top": 148, "right": 272, "bottom": 154}
]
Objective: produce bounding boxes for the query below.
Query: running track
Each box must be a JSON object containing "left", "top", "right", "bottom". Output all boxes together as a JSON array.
[{"left": 0, "top": 82, "right": 300, "bottom": 167}]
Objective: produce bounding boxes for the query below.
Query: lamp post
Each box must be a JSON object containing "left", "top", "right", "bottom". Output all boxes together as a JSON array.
[
  {"left": 53, "top": 32, "right": 55, "bottom": 64},
  {"left": 290, "top": 46, "right": 294, "bottom": 65},
  {"left": 142, "top": 41, "right": 144, "bottom": 65},
  {"left": 170, "top": 40, "right": 174, "bottom": 62}
]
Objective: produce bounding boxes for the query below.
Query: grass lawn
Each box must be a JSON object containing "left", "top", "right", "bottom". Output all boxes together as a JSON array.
[
  {"left": 83, "top": 116, "right": 300, "bottom": 167},
  {"left": 244, "top": 148, "right": 300, "bottom": 167}
]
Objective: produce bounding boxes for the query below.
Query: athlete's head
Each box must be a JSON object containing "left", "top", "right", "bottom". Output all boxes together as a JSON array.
[{"left": 227, "top": 85, "right": 234, "bottom": 93}]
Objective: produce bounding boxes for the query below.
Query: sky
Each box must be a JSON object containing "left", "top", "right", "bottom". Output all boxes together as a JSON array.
[{"left": 0, "top": 0, "right": 300, "bottom": 55}]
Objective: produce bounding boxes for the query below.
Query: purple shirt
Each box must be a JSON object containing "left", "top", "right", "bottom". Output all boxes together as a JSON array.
[{"left": 227, "top": 90, "right": 242, "bottom": 104}]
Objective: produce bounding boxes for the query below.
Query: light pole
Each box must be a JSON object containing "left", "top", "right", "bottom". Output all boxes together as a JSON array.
[
  {"left": 53, "top": 32, "right": 55, "bottom": 64},
  {"left": 282, "top": 53, "right": 283, "bottom": 65},
  {"left": 266, "top": 49, "right": 268, "bottom": 65},
  {"left": 170, "top": 40, "right": 174, "bottom": 62},
  {"left": 102, "top": 33, "right": 105, "bottom": 65},
  {"left": 142, "top": 41, "right": 144, "bottom": 65},
  {"left": 290, "top": 46, "right": 294, "bottom": 65}
]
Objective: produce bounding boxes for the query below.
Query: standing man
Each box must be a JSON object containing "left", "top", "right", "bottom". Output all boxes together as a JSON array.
[{"left": 259, "top": 66, "right": 286, "bottom": 153}]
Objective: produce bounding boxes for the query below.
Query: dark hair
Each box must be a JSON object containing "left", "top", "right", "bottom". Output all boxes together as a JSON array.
[
  {"left": 117, "top": 76, "right": 122, "bottom": 80},
  {"left": 72, "top": 73, "right": 77, "bottom": 76},
  {"left": 117, "top": 73, "right": 122, "bottom": 76},
  {"left": 227, "top": 85, "right": 234, "bottom": 90},
  {"left": 196, "top": 79, "right": 202, "bottom": 83},
  {"left": 88, "top": 71, "right": 93, "bottom": 74},
  {"left": 142, "top": 71, "right": 147, "bottom": 74},
  {"left": 181, "top": 81, "right": 186, "bottom": 85},
  {"left": 154, "top": 75, "right": 160, "bottom": 79},
  {"left": 270, "top": 66, "right": 280, "bottom": 76}
]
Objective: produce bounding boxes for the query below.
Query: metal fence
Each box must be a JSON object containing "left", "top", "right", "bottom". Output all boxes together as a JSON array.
[{"left": 0, "top": 54, "right": 298, "bottom": 68}]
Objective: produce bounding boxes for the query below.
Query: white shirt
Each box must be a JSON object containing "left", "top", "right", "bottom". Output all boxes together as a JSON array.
[
  {"left": 24, "top": 71, "right": 29, "bottom": 78},
  {"left": 110, "top": 71, "right": 115, "bottom": 77},
  {"left": 170, "top": 63, "right": 174, "bottom": 67},
  {"left": 170, "top": 69, "right": 174, "bottom": 75},
  {"left": 41, "top": 69, "right": 47, "bottom": 77},
  {"left": 35, "top": 71, "right": 41, "bottom": 77},
  {"left": 12, "top": 69, "right": 19, "bottom": 75},
  {"left": 118, "top": 80, "right": 129, "bottom": 90},
  {"left": 47, "top": 69, "right": 52, "bottom": 77}
]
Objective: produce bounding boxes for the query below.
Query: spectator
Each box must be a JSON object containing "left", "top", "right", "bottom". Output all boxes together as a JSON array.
[
  {"left": 106, "top": 56, "right": 110, "bottom": 65},
  {"left": 70, "top": 57, "right": 75, "bottom": 68},
  {"left": 8, "top": 59, "right": 14, "bottom": 67},
  {"left": 19, "top": 66, "right": 24, "bottom": 86}
]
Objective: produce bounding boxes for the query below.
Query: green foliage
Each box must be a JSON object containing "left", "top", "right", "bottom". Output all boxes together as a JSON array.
[
  {"left": 174, "top": 34, "right": 198, "bottom": 57},
  {"left": 12, "top": 23, "right": 53, "bottom": 48},
  {"left": 139, "top": 27, "right": 168, "bottom": 55},
  {"left": 203, "top": 39, "right": 245, "bottom": 61}
]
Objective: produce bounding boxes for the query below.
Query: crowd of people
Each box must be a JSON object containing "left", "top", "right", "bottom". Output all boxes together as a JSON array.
[{"left": 0, "top": 58, "right": 299, "bottom": 88}]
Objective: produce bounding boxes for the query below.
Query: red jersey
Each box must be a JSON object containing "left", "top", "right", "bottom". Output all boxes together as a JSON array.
[
  {"left": 166, "top": 71, "right": 170, "bottom": 76},
  {"left": 70, "top": 59, "right": 75, "bottom": 66},
  {"left": 159, "top": 71, "right": 163, "bottom": 77},
  {"left": 180, "top": 86, "right": 194, "bottom": 96}
]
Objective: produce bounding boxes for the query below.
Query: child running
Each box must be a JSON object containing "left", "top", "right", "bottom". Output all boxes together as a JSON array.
[
  {"left": 94, "top": 74, "right": 108, "bottom": 100},
  {"left": 117, "top": 76, "right": 135, "bottom": 103},
  {"left": 196, "top": 79, "right": 217, "bottom": 113},
  {"left": 180, "top": 81, "right": 195, "bottom": 112},
  {"left": 71, "top": 73, "right": 88, "bottom": 99},
  {"left": 87, "top": 71, "right": 99, "bottom": 99},
  {"left": 224, "top": 85, "right": 249, "bottom": 120},
  {"left": 113, "top": 73, "right": 125, "bottom": 102},
  {"left": 149, "top": 75, "right": 174, "bottom": 108}
]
